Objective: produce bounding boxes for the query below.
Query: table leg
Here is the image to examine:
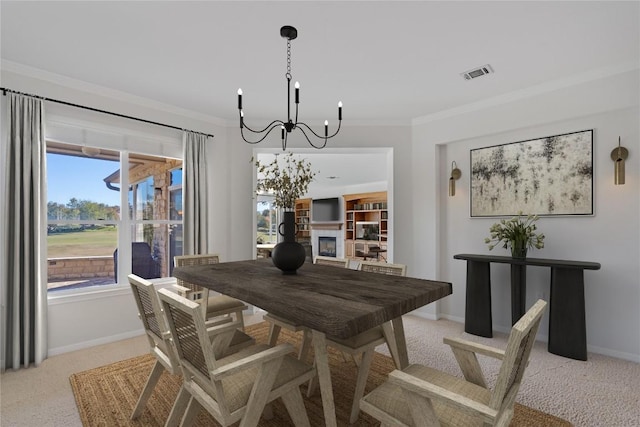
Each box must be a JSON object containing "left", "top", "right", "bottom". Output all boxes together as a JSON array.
[
  {"left": 465, "top": 260, "right": 493, "bottom": 337},
  {"left": 549, "top": 267, "right": 587, "bottom": 360},
  {"left": 311, "top": 330, "right": 337, "bottom": 427},
  {"left": 391, "top": 317, "right": 409, "bottom": 369},
  {"left": 510, "top": 264, "right": 527, "bottom": 325}
]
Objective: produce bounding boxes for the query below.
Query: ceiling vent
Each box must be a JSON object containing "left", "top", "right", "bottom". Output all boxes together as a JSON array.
[{"left": 461, "top": 64, "right": 494, "bottom": 80}]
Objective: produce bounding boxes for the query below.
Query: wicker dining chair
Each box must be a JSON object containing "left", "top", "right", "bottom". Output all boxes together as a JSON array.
[
  {"left": 314, "top": 255, "right": 350, "bottom": 268},
  {"left": 360, "top": 299, "right": 547, "bottom": 427},
  {"left": 359, "top": 261, "right": 407, "bottom": 276},
  {"left": 128, "top": 274, "right": 255, "bottom": 422},
  {"left": 128, "top": 274, "right": 183, "bottom": 423},
  {"left": 173, "top": 254, "right": 247, "bottom": 330},
  {"left": 156, "top": 288, "right": 315, "bottom": 427}
]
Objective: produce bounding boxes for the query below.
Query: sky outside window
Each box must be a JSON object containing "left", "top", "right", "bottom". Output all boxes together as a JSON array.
[{"left": 47, "top": 152, "right": 120, "bottom": 207}]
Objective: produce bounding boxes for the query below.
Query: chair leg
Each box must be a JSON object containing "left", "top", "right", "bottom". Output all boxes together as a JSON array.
[
  {"left": 131, "top": 360, "right": 164, "bottom": 419},
  {"left": 349, "top": 349, "right": 374, "bottom": 424},
  {"left": 281, "top": 388, "right": 311, "bottom": 427},
  {"left": 267, "top": 323, "right": 282, "bottom": 347},
  {"left": 165, "top": 385, "right": 191, "bottom": 427},
  {"left": 180, "top": 396, "right": 203, "bottom": 427}
]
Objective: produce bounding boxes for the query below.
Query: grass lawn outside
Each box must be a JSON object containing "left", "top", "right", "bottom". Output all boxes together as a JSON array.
[{"left": 48, "top": 228, "right": 118, "bottom": 258}]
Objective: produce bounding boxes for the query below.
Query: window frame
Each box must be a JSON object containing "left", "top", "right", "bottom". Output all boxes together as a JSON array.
[{"left": 46, "top": 144, "right": 183, "bottom": 298}]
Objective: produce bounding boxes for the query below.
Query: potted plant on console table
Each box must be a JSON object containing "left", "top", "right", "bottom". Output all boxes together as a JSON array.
[
  {"left": 484, "top": 212, "right": 545, "bottom": 259},
  {"left": 254, "top": 152, "right": 317, "bottom": 274}
]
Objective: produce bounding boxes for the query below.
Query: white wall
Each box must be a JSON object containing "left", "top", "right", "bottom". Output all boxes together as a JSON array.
[{"left": 414, "top": 69, "right": 640, "bottom": 361}]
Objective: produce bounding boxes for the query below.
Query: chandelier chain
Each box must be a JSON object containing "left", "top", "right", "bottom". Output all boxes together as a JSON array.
[{"left": 286, "top": 39, "right": 292, "bottom": 80}]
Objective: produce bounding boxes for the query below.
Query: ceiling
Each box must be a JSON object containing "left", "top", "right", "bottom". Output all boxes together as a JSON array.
[
  {"left": 2, "top": 2, "right": 638, "bottom": 191},
  {"left": 2, "top": 1, "right": 638, "bottom": 125}
]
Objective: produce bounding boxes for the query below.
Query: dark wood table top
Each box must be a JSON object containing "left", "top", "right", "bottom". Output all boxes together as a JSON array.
[
  {"left": 173, "top": 259, "right": 452, "bottom": 339},
  {"left": 453, "top": 253, "right": 600, "bottom": 270}
]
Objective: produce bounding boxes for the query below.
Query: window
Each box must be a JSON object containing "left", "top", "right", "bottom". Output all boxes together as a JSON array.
[
  {"left": 46, "top": 142, "right": 182, "bottom": 292},
  {"left": 257, "top": 195, "right": 278, "bottom": 245}
]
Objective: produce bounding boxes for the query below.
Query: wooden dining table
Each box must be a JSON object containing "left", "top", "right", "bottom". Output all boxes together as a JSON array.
[{"left": 173, "top": 258, "right": 452, "bottom": 427}]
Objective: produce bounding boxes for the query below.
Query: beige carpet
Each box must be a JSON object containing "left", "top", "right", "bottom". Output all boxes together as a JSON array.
[{"left": 69, "top": 322, "right": 572, "bottom": 426}]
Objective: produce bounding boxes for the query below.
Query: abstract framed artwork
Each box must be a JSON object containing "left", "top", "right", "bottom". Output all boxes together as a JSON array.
[{"left": 470, "top": 129, "right": 593, "bottom": 217}]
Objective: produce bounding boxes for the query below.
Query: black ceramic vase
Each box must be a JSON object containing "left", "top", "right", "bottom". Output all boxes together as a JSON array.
[{"left": 271, "top": 211, "right": 306, "bottom": 275}]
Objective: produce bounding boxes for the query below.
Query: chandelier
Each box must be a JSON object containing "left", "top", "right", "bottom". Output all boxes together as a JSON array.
[{"left": 237, "top": 25, "right": 342, "bottom": 151}]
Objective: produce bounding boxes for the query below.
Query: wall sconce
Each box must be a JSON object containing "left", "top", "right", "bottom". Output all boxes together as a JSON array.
[
  {"left": 449, "top": 161, "right": 462, "bottom": 196},
  {"left": 611, "top": 137, "right": 628, "bottom": 185}
]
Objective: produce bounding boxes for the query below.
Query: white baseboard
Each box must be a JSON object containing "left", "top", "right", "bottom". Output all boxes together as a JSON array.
[
  {"left": 48, "top": 328, "right": 144, "bottom": 357},
  {"left": 439, "top": 313, "right": 465, "bottom": 323},
  {"left": 410, "top": 311, "right": 439, "bottom": 321},
  {"left": 586, "top": 344, "right": 640, "bottom": 363}
]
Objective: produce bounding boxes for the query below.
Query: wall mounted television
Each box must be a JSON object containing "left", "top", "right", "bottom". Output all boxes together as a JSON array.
[{"left": 312, "top": 197, "right": 340, "bottom": 222}]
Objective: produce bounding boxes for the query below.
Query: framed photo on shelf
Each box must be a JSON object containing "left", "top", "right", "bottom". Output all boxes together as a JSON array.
[{"left": 470, "top": 129, "right": 593, "bottom": 217}]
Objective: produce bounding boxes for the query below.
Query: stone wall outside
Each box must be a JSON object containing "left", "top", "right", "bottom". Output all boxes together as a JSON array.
[{"left": 48, "top": 256, "right": 115, "bottom": 280}]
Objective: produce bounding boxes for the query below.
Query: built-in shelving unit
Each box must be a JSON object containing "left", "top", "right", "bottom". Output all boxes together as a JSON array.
[
  {"left": 343, "top": 191, "right": 388, "bottom": 260},
  {"left": 295, "top": 198, "right": 311, "bottom": 240}
]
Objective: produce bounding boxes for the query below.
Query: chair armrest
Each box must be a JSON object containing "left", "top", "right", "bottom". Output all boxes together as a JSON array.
[
  {"left": 444, "top": 336, "right": 505, "bottom": 360},
  {"left": 210, "top": 343, "right": 295, "bottom": 380},
  {"left": 388, "top": 370, "right": 498, "bottom": 424}
]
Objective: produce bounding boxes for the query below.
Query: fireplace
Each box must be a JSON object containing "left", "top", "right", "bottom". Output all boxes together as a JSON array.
[{"left": 318, "top": 237, "right": 337, "bottom": 257}]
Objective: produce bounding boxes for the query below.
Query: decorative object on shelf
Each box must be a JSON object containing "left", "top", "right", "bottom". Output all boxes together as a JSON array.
[
  {"left": 237, "top": 25, "right": 342, "bottom": 151},
  {"left": 448, "top": 161, "right": 462, "bottom": 196},
  {"left": 611, "top": 136, "right": 628, "bottom": 185},
  {"left": 484, "top": 212, "right": 545, "bottom": 259},
  {"left": 471, "top": 129, "right": 593, "bottom": 216},
  {"left": 254, "top": 153, "right": 317, "bottom": 274}
]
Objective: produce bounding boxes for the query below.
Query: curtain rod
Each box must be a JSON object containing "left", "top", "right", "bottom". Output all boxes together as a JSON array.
[{"left": 1, "top": 87, "right": 214, "bottom": 139}]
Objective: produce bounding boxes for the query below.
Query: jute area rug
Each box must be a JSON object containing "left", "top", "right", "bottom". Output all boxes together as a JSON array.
[{"left": 70, "top": 321, "right": 572, "bottom": 426}]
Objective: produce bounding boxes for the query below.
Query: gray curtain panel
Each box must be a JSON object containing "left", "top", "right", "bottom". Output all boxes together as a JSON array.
[
  {"left": 2, "top": 93, "right": 48, "bottom": 370},
  {"left": 182, "top": 132, "right": 209, "bottom": 255}
]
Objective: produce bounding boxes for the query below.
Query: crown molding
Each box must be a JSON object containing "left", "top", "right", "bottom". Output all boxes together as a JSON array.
[
  {"left": 412, "top": 61, "right": 640, "bottom": 126},
  {"left": 1, "top": 60, "right": 227, "bottom": 127}
]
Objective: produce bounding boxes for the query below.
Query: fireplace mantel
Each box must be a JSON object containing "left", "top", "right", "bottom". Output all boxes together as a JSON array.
[{"left": 310, "top": 222, "right": 343, "bottom": 230}]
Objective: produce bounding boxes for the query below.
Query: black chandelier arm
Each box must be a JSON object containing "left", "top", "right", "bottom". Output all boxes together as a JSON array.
[
  {"left": 296, "top": 120, "right": 342, "bottom": 140},
  {"left": 295, "top": 125, "right": 328, "bottom": 150},
  {"left": 241, "top": 117, "right": 285, "bottom": 134},
  {"left": 240, "top": 123, "right": 283, "bottom": 145}
]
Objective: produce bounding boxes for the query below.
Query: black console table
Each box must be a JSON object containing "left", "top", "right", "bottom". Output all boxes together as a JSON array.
[{"left": 453, "top": 254, "right": 600, "bottom": 361}]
